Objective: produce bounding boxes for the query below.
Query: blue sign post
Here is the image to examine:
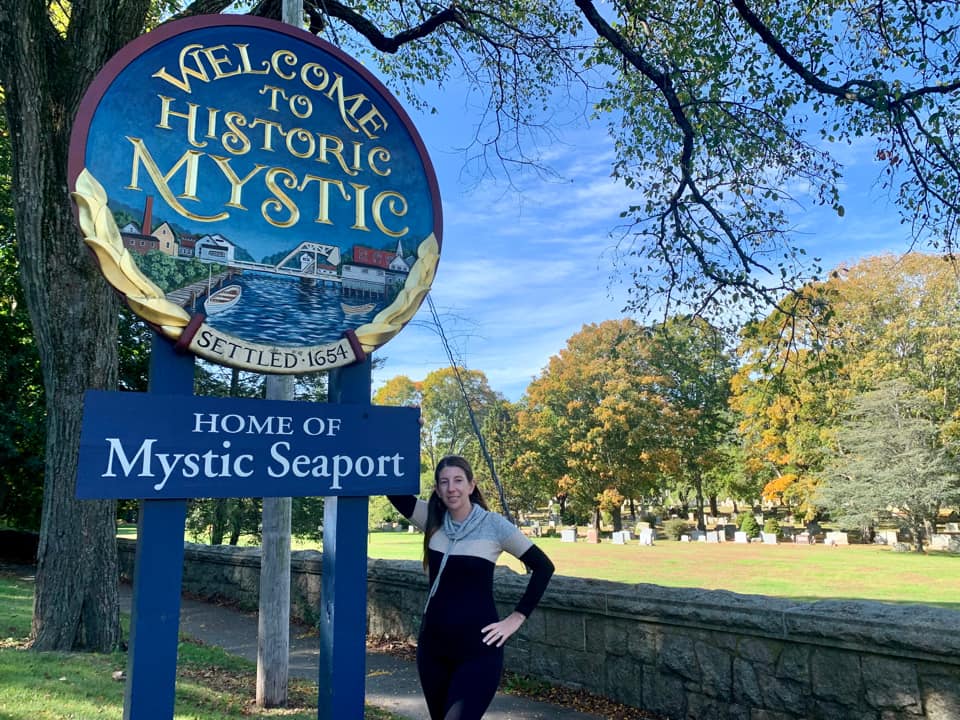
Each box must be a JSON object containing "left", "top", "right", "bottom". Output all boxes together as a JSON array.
[
  {"left": 69, "top": 14, "right": 441, "bottom": 719},
  {"left": 320, "top": 359, "right": 374, "bottom": 719},
  {"left": 122, "top": 335, "right": 193, "bottom": 720}
]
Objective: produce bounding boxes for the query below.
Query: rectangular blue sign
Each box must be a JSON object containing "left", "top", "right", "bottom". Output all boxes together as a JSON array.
[{"left": 77, "top": 390, "right": 420, "bottom": 499}]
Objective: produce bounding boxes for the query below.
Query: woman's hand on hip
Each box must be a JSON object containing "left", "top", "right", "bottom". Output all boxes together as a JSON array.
[{"left": 481, "top": 611, "right": 526, "bottom": 647}]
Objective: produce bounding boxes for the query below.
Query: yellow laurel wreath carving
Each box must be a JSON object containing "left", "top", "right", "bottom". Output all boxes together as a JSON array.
[
  {"left": 72, "top": 169, "right": 191, "bottom": 340},
  {"left": 354, "top": 233, "right": 439, "bottom": 352},
  {"left": 73, "top": 167, "right": 440, "bottom": 353}
]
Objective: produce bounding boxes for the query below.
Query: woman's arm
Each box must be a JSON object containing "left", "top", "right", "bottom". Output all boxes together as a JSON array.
[
  {"left": 387, "top": 495, "right": 429, "bottom": 532},
  {"left": 482, "top": 540, "right": 555, "bottom": 647},
  {"left": 386, "top": 495, "right": 417, "bottom": 518},
  {"left": 513, "top": 544, "right": 555, "bottom": 618}
]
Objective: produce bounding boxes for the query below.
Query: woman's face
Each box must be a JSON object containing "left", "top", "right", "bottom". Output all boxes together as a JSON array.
[{"left": 436, "top": 464, "right": 476, "bottom": 520}]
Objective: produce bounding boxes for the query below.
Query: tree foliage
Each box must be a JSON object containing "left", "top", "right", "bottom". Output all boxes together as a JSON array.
[
  {"left": 818, "top": 379, "right": 960, "bottom": 551},
  {"left": 645, "top": 317, "right": 736, "bottom": 529},
  {"left": 0, "top": 237, "right": 44, "bottom": 530},
  {"left": 518, "top": 319, "right": 677, "bottom": 527},
  {"left": 419, "top": 366, "right": 502, "bottom": 472},
  {"left": 155, "top": 0, "right": 960, "bottom": 321},
  {"left": 374, "top": 367, "right": 503, "bottom": 482},
  {"left": 732, "top": 253, "right": 960, "bottom": 517}
]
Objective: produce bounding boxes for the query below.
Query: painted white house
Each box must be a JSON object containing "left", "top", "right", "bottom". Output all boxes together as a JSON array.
[{"left": 195, "top": 233, "right": 235, "bottom": 264}]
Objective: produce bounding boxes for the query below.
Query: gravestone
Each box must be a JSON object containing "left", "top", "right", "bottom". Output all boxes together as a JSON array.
[
  {"left": 875, "top": 529, "right": 898, "bottom": 545},
  {"left": 824, "top": 531, "right": 849, "bottom": 546},
  {"left": 637, "top": 528, "right": 655, "bottom": 546}
]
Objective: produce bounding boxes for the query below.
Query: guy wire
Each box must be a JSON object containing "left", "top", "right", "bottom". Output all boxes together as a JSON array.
[{"left": 426, "top": 294, "right": 515, "bottom": 525}]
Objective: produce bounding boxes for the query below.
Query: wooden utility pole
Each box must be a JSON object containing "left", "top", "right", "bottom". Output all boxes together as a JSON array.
[{"left": 257, "top": 375, "right": 294, "bottom": 707}]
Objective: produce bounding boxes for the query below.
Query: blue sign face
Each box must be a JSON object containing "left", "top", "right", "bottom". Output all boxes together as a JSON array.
[
  {"left": 69, "top": 16, "right": 442, "bottom": 373},
  {"left": 77, "top": 390, "right": 421, "bottom": 499}
]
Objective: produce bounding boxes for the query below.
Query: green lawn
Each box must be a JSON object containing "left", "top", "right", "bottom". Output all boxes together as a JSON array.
[
  {"left": 119, "top": 524, "right": 960, "bottom": 609},
  {"left": 0, "top": 574, "right": 399, "bottom": 720},
  {"left": 367, "top": 532, "right": 960, "bottom": 610}
]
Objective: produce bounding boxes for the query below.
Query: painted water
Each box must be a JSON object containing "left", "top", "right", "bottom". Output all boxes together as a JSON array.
[{"left": 198, "top": 271, "right": 383, "bottom": 346}]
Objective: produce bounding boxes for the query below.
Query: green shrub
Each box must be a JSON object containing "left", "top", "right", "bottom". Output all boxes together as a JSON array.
[
  {"left": 763, "top": 518, "right": 781, "bottom": 536},
  {"left": 663, "top": 518, "right": 690, "bottom": 540},
  {"left": 738, "top": 513, "right": 760, "bottom": 538}
]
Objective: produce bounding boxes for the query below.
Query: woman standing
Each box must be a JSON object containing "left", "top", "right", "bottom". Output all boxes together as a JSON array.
[{"left": 388, "top": 455, "right": 555, "bottom": 720}]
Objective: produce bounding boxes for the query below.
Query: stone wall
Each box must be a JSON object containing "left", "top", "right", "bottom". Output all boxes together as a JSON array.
[{"left": 117, "top": 539, "right": 960, "bottom": 720}]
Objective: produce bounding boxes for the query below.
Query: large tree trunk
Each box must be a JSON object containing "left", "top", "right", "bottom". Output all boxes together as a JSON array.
[
  {"left": 0, "top": 0, "right": 152, "bottom": 651},
  {"left": 610, "top": 505, "right": 622, "bottom": 532}
]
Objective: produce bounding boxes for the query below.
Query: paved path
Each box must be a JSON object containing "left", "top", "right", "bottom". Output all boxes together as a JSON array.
[{"left": 118, "top": 584, "right": 606, "bottom": 720}]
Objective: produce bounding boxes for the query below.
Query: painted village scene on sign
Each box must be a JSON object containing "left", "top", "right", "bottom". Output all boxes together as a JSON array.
[
  {"left": 69, "top": 16, "right": 442, "bottom": 374},
  {"left": 115, "top": 196, "right": 418, "bottom": 346}
]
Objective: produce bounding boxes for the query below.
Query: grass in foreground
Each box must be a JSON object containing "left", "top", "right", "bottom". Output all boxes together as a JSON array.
[{"left": 0, "top": 574, "right": 398, "bottom": 720}]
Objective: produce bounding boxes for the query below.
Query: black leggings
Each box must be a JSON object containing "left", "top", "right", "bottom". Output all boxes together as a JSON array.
[{"left": 416, "top": 638, "right": 504, "bottom": 720}]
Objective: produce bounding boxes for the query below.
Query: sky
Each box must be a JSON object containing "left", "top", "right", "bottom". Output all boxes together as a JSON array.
[{"left": 369, "top": 82, "right": 914, "bottom": 403}]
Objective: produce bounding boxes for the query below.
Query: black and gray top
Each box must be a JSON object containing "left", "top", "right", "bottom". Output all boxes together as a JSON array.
[{"left": 388, "top": 496, "right": 554, "bottom": 646}]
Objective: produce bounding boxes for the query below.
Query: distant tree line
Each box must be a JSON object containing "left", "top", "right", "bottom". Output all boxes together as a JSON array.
[{"left": 371, "top": 254, "right": 960, "bottom": 551}]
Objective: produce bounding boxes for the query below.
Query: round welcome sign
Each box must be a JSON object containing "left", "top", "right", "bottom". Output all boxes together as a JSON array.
[{"left": 69, "top": 15, "right": 441, "bottom": 373}]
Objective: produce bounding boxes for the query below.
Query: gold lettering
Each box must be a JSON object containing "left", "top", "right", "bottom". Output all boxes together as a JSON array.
[
  {"left": 270, "top": 49, "right": 298, "bottom": 81},
  {"left": 221, "top": 112, "right": 252, "bottom": 155},
  {"left": 261, "top": 84, "right": 287, "bottom": 112},
  {"left": 317, "top": 134, "right": 358, "bottom": 176},
  {"left": 235, "top": 43, "right": 271, "bottom": 76},
  {"left": 125, "top": 138, "right": 227, "bottom": 222},
  {"left": 210, "top": 156, "right": 266, "bottom": 208},
  {"left": 322, "top": 74, "right": 360, "bottom": 135},
  {"left": 372, "top": 191, "right": 408, "bottom": 238},
  {"left": 262, "top": 168, "right": 300, "bottom": 227},
  {"left": 300, "top": 62, "right": 330, "bottom": 92},
  {"left": 289, "top": 94, "right": 312, "bottom": 118},
  {"left": 205, "top": 107, "right": 220, "bottom": 140},
  {"left": 300, "top": 175, "right": 349, "bottom": 225},
  {"left": 286, "top": 128, "right": 315, "bottom": 159},
  {"left": 355, "top": 107, "right": 388, "bottom": 139},
  {"left": 152, "top": 44, "right": 209, "bottom": 93},
  {"left": 249, "top": 118, "right": 284, "bottom": 152},
  {"left": 200, "top": 44, "right": 242, "bottom": 80},
  {"left": 156, "top": 96, "right": 207, "bottom": 148},
  {"left": 350, "top": 184, "right": 369, "bottom": 231},
  {"left": 368, "top": 147, "right": 391, "bottom": 177}
]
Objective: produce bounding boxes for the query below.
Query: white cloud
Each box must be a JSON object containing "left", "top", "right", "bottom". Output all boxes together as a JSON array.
[{"left": 374, "top": 84, "right": 910, "bottom": 403}]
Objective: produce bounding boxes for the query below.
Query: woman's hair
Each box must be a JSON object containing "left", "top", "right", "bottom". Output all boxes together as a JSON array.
[{"left": 422, "top": 455, "right": 488, "bottom": 569}]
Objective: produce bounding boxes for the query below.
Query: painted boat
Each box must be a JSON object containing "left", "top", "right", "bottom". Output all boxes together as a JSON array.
[
  {"left": 341, "top": 302, "right": 376, "bottom": 315},
  {"left": 204, "top": 284, "right": 242, "bottom": 314}
]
